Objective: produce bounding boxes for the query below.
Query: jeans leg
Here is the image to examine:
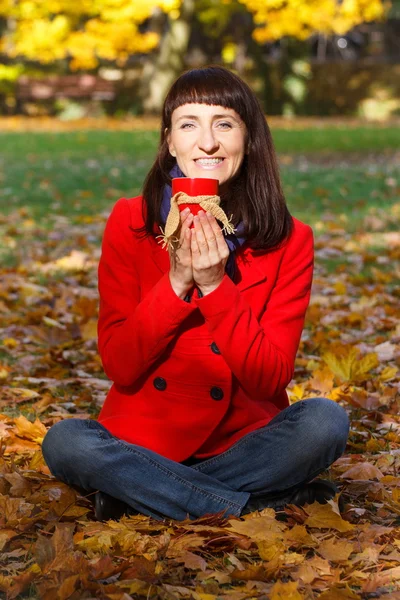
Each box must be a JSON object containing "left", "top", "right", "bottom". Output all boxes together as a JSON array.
[
  {"left": 41, "top": 418, "right": 249, "bottom": 521},
  {"left": 191, "top": 398, "right": 350, "bottom": 498}
]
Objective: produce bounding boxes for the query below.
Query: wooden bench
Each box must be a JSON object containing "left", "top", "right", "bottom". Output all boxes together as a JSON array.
[{"left": 16, "top": 74, "right": 116, "bottom": 113}]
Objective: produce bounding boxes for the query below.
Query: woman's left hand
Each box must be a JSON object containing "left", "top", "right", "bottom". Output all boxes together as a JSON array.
[{"left": 191, "top": 210, "right": 230, "bottom": 295}]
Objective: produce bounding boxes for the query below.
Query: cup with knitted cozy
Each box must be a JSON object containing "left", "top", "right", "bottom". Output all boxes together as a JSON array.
[
  {"left": 156, "top": 177, "right": 236, "bottom": 251},
  {"left": 173, "top": 177, "right": 218, "bottom": 225}
]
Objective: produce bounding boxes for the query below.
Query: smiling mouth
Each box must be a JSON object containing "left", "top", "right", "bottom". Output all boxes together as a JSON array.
[{"left": 194, "top": 158, "right": 225, "bottom": 166}]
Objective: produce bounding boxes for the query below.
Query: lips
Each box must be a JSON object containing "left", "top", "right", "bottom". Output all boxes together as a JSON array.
[{"left": 194, "top": 158, "right": 225, "bottom": 166}]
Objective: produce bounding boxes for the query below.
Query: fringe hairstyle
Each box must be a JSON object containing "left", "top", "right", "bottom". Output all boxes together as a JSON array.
[{"left": 133, "top": 65, "right": 293, "bottom": 251}]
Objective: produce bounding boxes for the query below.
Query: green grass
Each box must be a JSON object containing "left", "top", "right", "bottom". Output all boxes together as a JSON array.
[{"left": 0, "top": 127, "right": 398, "bottom": 230}]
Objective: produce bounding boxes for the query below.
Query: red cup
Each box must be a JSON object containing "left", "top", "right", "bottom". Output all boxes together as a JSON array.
[{"left": 172, "top": 178, "right": 218, "bottom": 224}]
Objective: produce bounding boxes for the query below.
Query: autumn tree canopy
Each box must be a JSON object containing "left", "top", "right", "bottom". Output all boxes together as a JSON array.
[{"left": 0, "top": 0, "right": 390, "bottom": 71}]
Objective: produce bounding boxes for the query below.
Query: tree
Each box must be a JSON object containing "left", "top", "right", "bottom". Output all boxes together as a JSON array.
[
  {"left": 0, "top": 0, "right": 391, "bottom": 114},
  {"left": 0, "top": 0, "right": 175, "bottom": 70}
]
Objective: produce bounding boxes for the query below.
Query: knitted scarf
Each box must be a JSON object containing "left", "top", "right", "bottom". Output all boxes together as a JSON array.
[{"left": 159, "top": 164, "right": 246, "bottom": 282}]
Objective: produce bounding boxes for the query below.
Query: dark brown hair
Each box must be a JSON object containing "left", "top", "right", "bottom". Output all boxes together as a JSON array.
[{"left": 135, "top": 65, "right": 293, "bottom": 250}]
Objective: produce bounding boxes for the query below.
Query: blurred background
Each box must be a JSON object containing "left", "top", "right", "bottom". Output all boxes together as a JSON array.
[
  {"left": 0, "top": 0, "right": 399, "bottom": 120},
  {"left": 0, "top": 0, "right": 399, "bottom": 266}
]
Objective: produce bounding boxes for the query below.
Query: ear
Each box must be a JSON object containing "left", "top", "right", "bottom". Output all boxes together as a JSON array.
[{"left": 165, "top": 128, "right": 176, "bottom": 157}]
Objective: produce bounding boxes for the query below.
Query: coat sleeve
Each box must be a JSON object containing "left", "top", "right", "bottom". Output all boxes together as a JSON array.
[
  {"left": 192, "top": 222, "right": 314, "bottom": 403},
  {"left": 97, "top": 198, "right": 197, "bottom": 387}
]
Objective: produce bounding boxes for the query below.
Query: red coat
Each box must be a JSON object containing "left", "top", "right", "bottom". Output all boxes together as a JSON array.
[{"left": 97, "top": 197, "right": 314, "bottom": 462}]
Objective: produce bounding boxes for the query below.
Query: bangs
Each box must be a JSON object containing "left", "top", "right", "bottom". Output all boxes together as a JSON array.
[{"left": 163, "top": 67, "right": 250, "bottom": 127}]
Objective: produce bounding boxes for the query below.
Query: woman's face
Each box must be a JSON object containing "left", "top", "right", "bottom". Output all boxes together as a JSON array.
[{"left": 167, "top": 103, "right": 247, "bottom": 190}]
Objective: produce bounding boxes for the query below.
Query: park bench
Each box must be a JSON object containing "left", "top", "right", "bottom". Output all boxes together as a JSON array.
[{"left": 16, "top": 74, "right": 116, "bottom": 113}]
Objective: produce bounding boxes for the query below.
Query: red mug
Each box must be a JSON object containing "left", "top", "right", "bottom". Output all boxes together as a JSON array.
[{"left": 172, "top": 177, "right": 218, "bottom": 225}]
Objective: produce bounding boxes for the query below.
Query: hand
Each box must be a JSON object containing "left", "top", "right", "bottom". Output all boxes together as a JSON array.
[
  {"left": 168, "top": 208, "right": 195, "bottom": 297},
  {"left": 191, "top": 210, "right": 230, "bottom": 295}
]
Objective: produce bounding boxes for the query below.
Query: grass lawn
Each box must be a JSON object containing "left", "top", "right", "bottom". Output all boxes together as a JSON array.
[
  {"left": 1, "top": 124, "right": 400, "bottom": 598},
  {"left": 0, "top": 126, "right": 398, "bottom": 229}
]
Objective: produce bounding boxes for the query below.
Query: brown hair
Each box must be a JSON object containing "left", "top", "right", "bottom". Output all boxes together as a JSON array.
[{"left": 135, "top": 65, "right": 293, "bottom": 250}]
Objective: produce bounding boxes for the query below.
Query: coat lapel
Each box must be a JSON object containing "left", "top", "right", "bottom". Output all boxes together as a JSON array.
[
  {"left": 235, "top": 247, "right": 268, "bottom": 292},
  {"left": 149, "top": 233, "right": 267, "bottom": 292}
]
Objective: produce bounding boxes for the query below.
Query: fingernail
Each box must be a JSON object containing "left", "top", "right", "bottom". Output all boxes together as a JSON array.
[{"left": 183, "top": 208, "right": 190, "bottom": 214}]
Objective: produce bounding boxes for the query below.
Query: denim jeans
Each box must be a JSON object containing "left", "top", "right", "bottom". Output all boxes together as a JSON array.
[{"left": 41, "top": 397, "right": 349, "bottom": 521}]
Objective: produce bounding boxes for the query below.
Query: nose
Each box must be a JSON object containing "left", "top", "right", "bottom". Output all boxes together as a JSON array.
[{"left": 197, "top": 126, "right": 219, "bottom": 153}]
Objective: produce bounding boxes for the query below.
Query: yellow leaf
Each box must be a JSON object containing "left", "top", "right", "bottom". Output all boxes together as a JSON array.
[
  {"left": 42, "top": 316, "right": 67, "bottom": 329},
  {"left": 257, "top": 540, "right": 285, "bottom": 561},
  {"left": 322, "top": 345, "right": 379, "bottom": 383},
  {"left": 379, "top": 366, "right": 398, "bottom": 382},
  {"left": 2, "top": 338, "right": 18, "bottom": 348},
  {"left": 288, "top": 383, "right": 307, "bottom": 402},
  {"left": 14, "top": 415, "right": 47, "bottom": 443},
  {"left": 81, "top": 319, "right": 98, "bottom": 341},
  {"left": 308, "top": 365, "right": 334, "bottom": 395},
  {"left": 340, "top": 462, "right": 384, "bottom": 481},
  {"left": 318, "top": 537, "right": 354, "bottom": 562},
  {"left": 318, "top": 587, "right": 362, "bottom": 599},
  {"left": 0, "top": 365, "right": 10, "bottom": 380},
  {"left": 334, "top": 281, "right": 347, "bottom": 295},
  {"left": 270, "top": 580, "right": 304, "bottom": 600},
  {"left": 304, "top": 501, "right": 355, "bottom": 532},
  {"left": 228, "top": 514, "right": 286, "bottom": 541}
]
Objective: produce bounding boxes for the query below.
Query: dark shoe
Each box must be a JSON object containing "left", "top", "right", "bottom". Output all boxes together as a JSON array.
[
  {"left": 94, "top": 491, "right": 134, "bottom": 521},
  {"left": 242, "top": 479, "right": 340, "bottom": 516}
]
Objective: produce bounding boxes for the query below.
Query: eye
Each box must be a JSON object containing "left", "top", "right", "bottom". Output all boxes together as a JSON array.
[
  {"left": 217, "top": 122, "right": 232, "bottom": 129},
  {"left": 180, "top": 123, "right": 195, "bottom": 129}
]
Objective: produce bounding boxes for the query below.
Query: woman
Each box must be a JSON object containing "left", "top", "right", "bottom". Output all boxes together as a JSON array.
[{"left": 42, "top": 66, "right": 349, "bottom": 522}]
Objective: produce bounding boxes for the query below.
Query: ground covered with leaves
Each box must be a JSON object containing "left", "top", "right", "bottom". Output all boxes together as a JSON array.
[{"left": 0, "top": 122, "right": 399, "bottom": 599}]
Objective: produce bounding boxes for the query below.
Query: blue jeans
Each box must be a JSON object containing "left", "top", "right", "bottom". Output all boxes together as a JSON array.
[{"left": 42, "top": 397, "right": 349, "bottom": 521}]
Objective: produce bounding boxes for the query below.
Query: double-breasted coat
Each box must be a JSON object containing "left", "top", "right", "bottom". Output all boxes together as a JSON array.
[{"left": 97, "top": 196, "right": 314, "bottom": 462}]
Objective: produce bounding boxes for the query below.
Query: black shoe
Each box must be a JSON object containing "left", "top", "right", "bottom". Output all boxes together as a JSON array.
[
  {"left": 242, "top": 479, "right": 340, "bottom": 516},
  {"left": 94, "top": 491, "right": 133, "bottom": 521}
]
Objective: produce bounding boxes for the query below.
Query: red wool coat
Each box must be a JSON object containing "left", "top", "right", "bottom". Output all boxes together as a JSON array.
[{"left": 97, "top": 196, "right": 314, "bottom": 462}]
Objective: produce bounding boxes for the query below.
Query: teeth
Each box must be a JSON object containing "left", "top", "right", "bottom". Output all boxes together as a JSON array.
[{"left": 195, "top": 158, "right": 223, "bottom": 165}]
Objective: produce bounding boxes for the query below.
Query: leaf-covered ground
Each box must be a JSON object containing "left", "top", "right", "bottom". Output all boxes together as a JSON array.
[{"left": 0, "top": 121, "right": 400, "bottom": 599}]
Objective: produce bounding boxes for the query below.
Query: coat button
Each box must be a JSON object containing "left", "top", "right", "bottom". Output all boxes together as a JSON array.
[
  {"left": 210, "top": 386, "right": 224, "bottom": 401},
  {"left": 210, "top": 342, "right": 221, "bottom": 355},
  {"left": 153, "top": 377, "right": 167, "bottom": 391}
]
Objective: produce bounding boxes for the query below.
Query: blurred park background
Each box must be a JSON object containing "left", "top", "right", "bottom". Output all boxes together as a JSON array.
[
  {"left": 0, "top": 0, "right": 399, "bottom": 235},
  {"left": 0, "top": 0, "right": 397, "bottom": 263}
]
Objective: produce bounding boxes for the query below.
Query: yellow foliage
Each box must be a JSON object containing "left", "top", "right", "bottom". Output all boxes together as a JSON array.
[
  {"left": 0, "top": 0, "right": 165, "bottom": 68},
  {"left": 0, "top": 0, "right": 390, "bottom": 67},
  {"left": 240, "top": 0, "right": 389, "bottom": 43},
  {"left": 322, "top": 345, "right": 379, "bottom": 384}
]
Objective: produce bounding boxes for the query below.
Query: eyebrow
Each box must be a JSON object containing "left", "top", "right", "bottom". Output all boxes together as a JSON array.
[{"left": 176, "top": 113, "right": 239, "bottom": 123}]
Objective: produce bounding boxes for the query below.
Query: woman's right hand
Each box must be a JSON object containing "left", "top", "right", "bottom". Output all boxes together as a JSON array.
[{"left": 168, "top": 208, "right": 194, "bottom": 298}]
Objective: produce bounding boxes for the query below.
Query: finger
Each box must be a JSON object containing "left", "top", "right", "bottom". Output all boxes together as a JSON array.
[
  {"left": 198, "top": 211, "right": 218, "bottom": 251},
  {"left": 179, "top": 213, "right": 193, "bottom": 245},
  {"left": 180, "top": 208, "right": 193, "bottom": 226},
  {"left": 193, "top": 214, "right": 211, "bottom": 255},
  {"left": 206, "top": 212, "right": 229, "bottom": 256},
  {"left": 180, "top": 219, "right": 192, "bottom": 249},
  {"left": 190, "top": 226, "right": 201, "bottom": 258}
]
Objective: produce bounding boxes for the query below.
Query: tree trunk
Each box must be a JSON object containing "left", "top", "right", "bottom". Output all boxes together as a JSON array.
[{"left": 141, "top": 0, "right": 195, "bottom": 114}]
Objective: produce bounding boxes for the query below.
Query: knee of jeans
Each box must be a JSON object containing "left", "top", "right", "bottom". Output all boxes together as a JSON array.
[
  {"left": 42, "top": 419, "right": 89, "bottom": 475},
  {"left": 304, "top": 398, "right": 350, "bottom": 456}
]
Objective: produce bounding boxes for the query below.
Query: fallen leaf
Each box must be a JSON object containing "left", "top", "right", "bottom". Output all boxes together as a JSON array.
[
  {"left": 341, "top": 462, "right": 384, "bottom": 480},
  {"left": 304, "top": 501, "right": 355, "bottom": 532}
]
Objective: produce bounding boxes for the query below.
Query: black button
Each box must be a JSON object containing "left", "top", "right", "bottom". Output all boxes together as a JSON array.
[
  {"left": 211, "top": 342, "right": 221, "bottom": 355},
  {"left": 210, "top": 386, "right": 224, "bottom": 401},
  {"left": 153, "top": 377, "right": 167, "bottom": 391}
]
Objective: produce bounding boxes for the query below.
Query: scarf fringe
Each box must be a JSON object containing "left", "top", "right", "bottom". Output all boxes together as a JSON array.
[{"left": 156, "top": 191, "right": 236, "bottom": 251}]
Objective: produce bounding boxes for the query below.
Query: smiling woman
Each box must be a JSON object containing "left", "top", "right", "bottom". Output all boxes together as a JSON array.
[
  {"left": 167, "top": 104, "right": 247, "bottom": 193},
  {"left": 41, "top": 66, "right": 350, "bottom": 524}
]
